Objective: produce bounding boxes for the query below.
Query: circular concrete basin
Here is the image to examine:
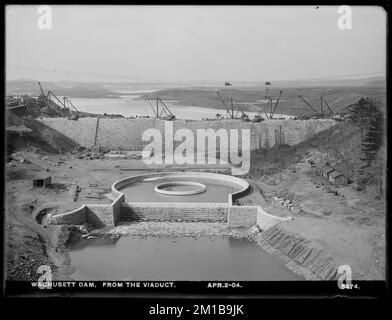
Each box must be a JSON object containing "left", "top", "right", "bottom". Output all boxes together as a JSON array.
[{"left": 154, "top": 181, "right": 207, "bottom": 196}]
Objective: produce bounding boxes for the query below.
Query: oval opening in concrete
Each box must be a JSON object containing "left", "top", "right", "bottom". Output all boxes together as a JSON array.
[{"left": 154, "top": 181, "right": 207, "bottom": 196}]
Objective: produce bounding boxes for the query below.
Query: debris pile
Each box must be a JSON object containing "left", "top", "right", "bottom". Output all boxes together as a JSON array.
[
  {"left": 273, "top": 196, "right": 294, "bottom": 210},
  {"left": 9, "top": 152, "right": 30, "bottom": 164},
  {"left": 76, "top": 149, "right": 106, "bottom": 160}
]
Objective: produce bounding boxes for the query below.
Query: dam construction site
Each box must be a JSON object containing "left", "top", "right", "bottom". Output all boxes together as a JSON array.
[{"left": 5, "top": 81, "right": 386, "bottom": 284}]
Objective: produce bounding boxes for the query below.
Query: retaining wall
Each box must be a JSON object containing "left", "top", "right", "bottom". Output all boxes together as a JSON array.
[
  {"left": 228, "top": 206, "right": 258, "bottom": 227},
  {"left": 121, "top": 202, "right": 228, "bottom": 222},
  {"left": 227, "top": 206, "right": 292, "bottom": 228},
  {"left": 48, "top": 205, "right": 87, "bottom": 225},
  {"left": 39, "top": 117, "right": 335, "bottom": 151}
]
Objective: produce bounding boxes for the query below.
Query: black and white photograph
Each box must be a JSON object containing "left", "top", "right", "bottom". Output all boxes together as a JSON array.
[{"left": 3, "top": 5, "right": 388, "bottom": 301}]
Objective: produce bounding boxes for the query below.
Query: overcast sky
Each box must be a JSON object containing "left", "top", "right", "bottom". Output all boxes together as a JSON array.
[{"left": 6, "top": 5, "right": 386, "bottom": 83}]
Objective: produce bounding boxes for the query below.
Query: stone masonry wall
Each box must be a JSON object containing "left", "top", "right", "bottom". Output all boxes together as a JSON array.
[
  {"left": 86, "top": 204, "right": 113, "bottom": 227},
  {"left": 121, "top": 202, "right": 228, "bottom": 222},
  {"left": 39, "top": 118, "right": 335, "bottom": 151},
  {"left": 228, "top": 206, "right": 258, "bottom": 227},
  {"left": 48, "top": 205, "right": 87, "bottom": 225}
]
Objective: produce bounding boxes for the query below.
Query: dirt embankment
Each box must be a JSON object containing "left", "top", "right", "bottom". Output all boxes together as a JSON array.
[
  {"left": 6, "top": 111, "right": 79, "bottom": 155},
  {"left": 247, "top": 159, "right": 385, "bottom": 280},
  {"left": 6, "top": 196, "right": 72, "bottom": 280},
  {"left": 245, "top": 117, "right": 385, "bottom": 280},
  {"left": 5, "top": 110, "right": 88, "bottom": 280}
]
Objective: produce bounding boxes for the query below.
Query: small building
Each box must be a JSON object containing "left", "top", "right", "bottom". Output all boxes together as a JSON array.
[
  {"left": 316, "top": 164, "right": 334, "bottom": 179},
  {"left": 329, "top": 171, "right": 348, "bottom": 186},
  {"left": 33, "top": 176, "right": 52, "bottom": 188},
  {"left": 315, "top": 164, "right": 323, "bottom": 175}
]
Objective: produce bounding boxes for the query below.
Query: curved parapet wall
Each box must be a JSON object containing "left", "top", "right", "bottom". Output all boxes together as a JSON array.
[
  {"left": 154, "top": 181, "right": 207, "bottom": 196},
  {"left": 47, "top": 205, "right": 87, "bottom": 225},
  {"left": 111, "top": 171, "right": 249, "bottom": 200},
  {"left": 47, "top": 181, "right": 125, "bottom": 227}
]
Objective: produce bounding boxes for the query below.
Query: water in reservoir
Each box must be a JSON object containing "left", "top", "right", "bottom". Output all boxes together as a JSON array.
[
  {"left": 67, "top": 96, "right": 293, "bottom": 121},
  {"left": 119, "top": 177, "right": 239, "bottom": 203},
  {"left": 69, "top": 236, "right": 302, "bottom": 281}
]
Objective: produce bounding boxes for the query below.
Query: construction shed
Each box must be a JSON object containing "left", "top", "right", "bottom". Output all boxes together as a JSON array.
[
  {"left": 316, "top": 164, "right": 335, "bottom": 179},
  {"left": 33, "top": 176, "right": 52, "bottom": 188},
  {"left": 329, "top": 171, "right": 348, "bottom": 186}
]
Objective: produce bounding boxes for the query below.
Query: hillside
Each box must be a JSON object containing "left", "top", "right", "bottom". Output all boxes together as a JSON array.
[
  {"left": 140, "top": 86, "right": 386, "bottom": 117},
  {"left": 6, "top": 80, "right": 118, "bottom": 98},
  {"left": 250, "top": 122, "right": 363, "bottom": 180},
  {"left": 250, "top": 110, "right": 385, "bottom": 195},
  {"left": 274, "top": 75, "right": 386, "bottom": 88},
  {"left": 6, "top": 111, "right": 80, "bottom": 155}
]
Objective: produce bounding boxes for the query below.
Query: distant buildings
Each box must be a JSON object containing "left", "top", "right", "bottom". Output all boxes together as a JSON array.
[
  {"left": 329, "top": 171, "right": 348, "bottom": 186},
  {"left": 316, "top": 164, "right": 334, "bottom": 179},
  {"left": 315, "top": 163, "right": 348, "bottom": 186}
]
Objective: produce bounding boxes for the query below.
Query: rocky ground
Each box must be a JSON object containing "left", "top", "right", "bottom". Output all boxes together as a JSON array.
[{"left": 91, "top": 221, "right": 251, "bottom": 239}]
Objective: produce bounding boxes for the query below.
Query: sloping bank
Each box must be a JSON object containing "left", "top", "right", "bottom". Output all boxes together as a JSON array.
[{"left": 251, "top": 224, "right": 338, "bottom": 280}]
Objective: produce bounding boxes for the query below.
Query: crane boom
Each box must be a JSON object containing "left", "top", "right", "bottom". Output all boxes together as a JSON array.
[
  {"left": 37, "top": 82, "right": 45, "bottom": 97},
  {"left": 216, "top": 91, "right": 233, "bottom": 118},
  {"left": 47, "top": 91, "right": 66, "bottom": 108},
  {"left": 270, "top": 90, "right": 283, "bottom": 118},
  {"left": 63, "top": 96, "right": 80, "bottom": 113},
  {"left": 231, "top": 98, "right": 249, "bottom": 121},
  {"left": 155, "top": 97, "right": 175, "bottom": 120},
  {"left": 298, "top": 95, "right": 317, "bottom": 112},
  {"left": 322, "top": 97, "right": 336, "bottom": 115}
]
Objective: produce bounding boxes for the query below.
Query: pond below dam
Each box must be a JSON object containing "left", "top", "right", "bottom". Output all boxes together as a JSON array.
[{"left": 69, "top": 236, "right": 302, "bottom": 281}]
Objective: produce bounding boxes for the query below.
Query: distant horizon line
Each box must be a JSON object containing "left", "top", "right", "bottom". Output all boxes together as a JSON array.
[{"left": 6, "top": 72, "right": 386, "bottom": 85}]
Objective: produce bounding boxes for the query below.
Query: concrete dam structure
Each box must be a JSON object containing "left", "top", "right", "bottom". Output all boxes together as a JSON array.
[{"left": 39, "top": 117, "right": 335, "bottom": 151}]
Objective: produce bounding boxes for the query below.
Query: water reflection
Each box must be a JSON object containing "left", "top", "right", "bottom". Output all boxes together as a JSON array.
[
  {"left": 68, "top": 236, "right": 303, "bottom": 281},
  {"left": 71, "top": 237, "right": 120, "bottom": 251}
]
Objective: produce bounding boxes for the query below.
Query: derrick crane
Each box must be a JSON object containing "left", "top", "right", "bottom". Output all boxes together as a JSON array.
[
  {"left": 321, "top": 96, "right": 337, "bottom": 115},
  {"left": 63, "top": 96, "right": 80, "bottom": 120},
  {"left": 37, "top": 82, "right": 80, "bottom": 119},
  {"left": 38, "top": 81, "right": 46, "bottom": 97},
  {"left": 298, "top": 95, "right": 317, "bottom": 112},
  {"left": 216, "top": 91, "right": 249, "bottom": 121},
  {"left": 243, "top": 103, "right": 266, "bottom": 122},
  {"left": 151, "top": 97, "right": 176, "bottom": 120},
  {"left": 47, "top": 90, "right": 67, "bottom": 108},
  {"left": 63, "top": 96, "right": 80, "bottom": 114},
  {"left": 231, "top": 98, "right": 249, "bottom": 122},
  {"left": 216, "top": 90, "right": 234, "bottom": 119},
  {"left": 298, "top": 95, "right": 318, "bottom": 119},
  {"left": 265, "top": 81, "right": 271, "bottom": 98},
  {"left": 270, "top": 90, "right": 283, "bottom": 119}
]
